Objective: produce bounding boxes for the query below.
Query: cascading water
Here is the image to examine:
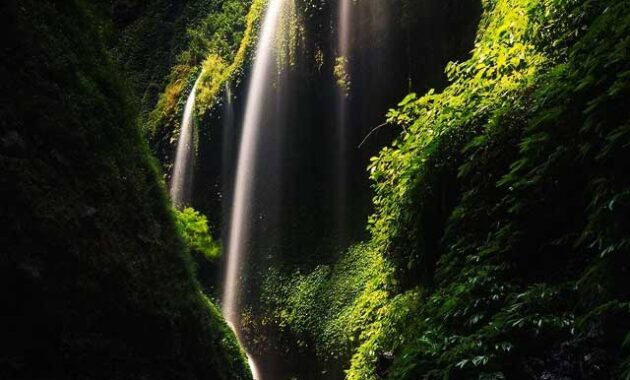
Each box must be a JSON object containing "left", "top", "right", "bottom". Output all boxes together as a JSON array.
[
  {"left": 221, "top": 82, "right": 235, "bottom": 227},
  {"left": 222, "top": 0, "right": 286, "bottom": 378},
  {"left": 170, "top": 76, "right": 201, "bottom": 209},
  {"left": 338, "top": 0, "right": 352, "bottom": 58},
  {"left": 335, "top": 0, "right": 353, "bottom": 242}
]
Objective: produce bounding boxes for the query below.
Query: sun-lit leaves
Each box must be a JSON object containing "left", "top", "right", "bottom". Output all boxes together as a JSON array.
[
  {"left": 263, "top": 0, "right": 630, "bottom": 379},
  {"left": 174, "top": 207, "right": 221, "bottom": 261}
]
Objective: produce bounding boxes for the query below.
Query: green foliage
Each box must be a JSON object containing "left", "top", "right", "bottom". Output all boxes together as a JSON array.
[
  {"left": 334, "top": 56, "right": 352, "bottom": 97},
  {"left": 196, "top": 0, "right": 266, "bottom": 114},
  {"left": 360, "top": 0, "right": 629, "bottom": 377},
  {"left": 255, "top": 0, "right": 630, "bottom": 378},
  {"left": 145, "top": 0, "right": 261, "bottom": 149},
  {"left": 174, "top": 207, "right": 221, "bottom": 261},
  {"left": 140, "top": 0, "right": 269, "bottom": 186}
]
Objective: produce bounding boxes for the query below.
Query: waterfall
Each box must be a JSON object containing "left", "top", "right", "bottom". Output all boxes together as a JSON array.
[
  {"left": 170, "top": 75, "right": 201, "bottom": 209},
  {"left": 339, "top": 0, "right": 352, "bottom": 58},
  {"left": 335, "top": 0, "right": 353, "bottom": 241},
  {"left": 222, "top": 82, "right": 235, "bottom": 231},
  {"left": 223, "top": 0, "right": 286, "bottom": 378}
]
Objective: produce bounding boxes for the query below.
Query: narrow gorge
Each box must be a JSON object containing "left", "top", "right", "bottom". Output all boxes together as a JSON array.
[{"left": 2, "top": 0, "right": 629, "bottom": 380}]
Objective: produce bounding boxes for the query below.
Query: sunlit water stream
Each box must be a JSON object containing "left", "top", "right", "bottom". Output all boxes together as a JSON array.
[
  {"left": 222, "top": 0, "right": 286, "bottom": 378},
  {"left": 170, "top": 76, "right": 201, "bottom": 209}
]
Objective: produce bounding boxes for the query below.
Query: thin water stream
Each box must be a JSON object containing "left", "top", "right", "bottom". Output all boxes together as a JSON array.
[
  {"left": 222, "top": 0, "right": 286, "bottom": 378},
  {"left": 170, "top": 76, "right": 201, "bottom": 209},
  {"left": 336, "top": 0, "right": 353, "bottom": 241}
]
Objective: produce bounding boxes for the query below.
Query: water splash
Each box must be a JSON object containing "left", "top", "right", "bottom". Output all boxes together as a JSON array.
[
  {"left": 223, "top": 0, "right": 286, "bottom": 378},
  {"left": 170, "top": 75, "right": 201, "bottom": 209}
]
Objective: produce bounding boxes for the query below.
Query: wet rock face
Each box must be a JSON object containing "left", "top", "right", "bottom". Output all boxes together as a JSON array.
[{"left": 200, "top": 0, "right": 482, "bottom": 267}]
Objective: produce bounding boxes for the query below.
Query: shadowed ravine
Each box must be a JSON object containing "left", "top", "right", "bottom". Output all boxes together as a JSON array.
[
  {"left": 5, "top": 0, "right": 627, "bottom": 380},
  {"left": 8, "top": 0, "right": 630, "bottom": 380}
]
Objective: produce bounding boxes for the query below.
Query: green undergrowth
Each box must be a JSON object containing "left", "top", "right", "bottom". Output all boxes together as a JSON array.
[
  {"left": 0, "top": 0, "right": 251, "bottom": 378},
  {"left": 244, "top": 244, "right": 394, "bottom": 362},
  {"left": 175, "top": 207, "right": 222, "bottom": 261},
  {"left": 257, "top": 0, "right": 630, "bottom": 378}
]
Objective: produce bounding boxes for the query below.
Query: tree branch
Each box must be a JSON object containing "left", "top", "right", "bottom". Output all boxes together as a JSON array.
[{"left": 358, "top": 122, "right": 389, "bottom": 148}]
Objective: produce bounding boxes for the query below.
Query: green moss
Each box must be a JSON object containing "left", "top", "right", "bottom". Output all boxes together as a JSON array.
[
  {"left": 0, "top": 0, "right": 251, "bottom": 378},
  {"left": 196, "top": 0, "right": 266, "bottom": 114}
]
